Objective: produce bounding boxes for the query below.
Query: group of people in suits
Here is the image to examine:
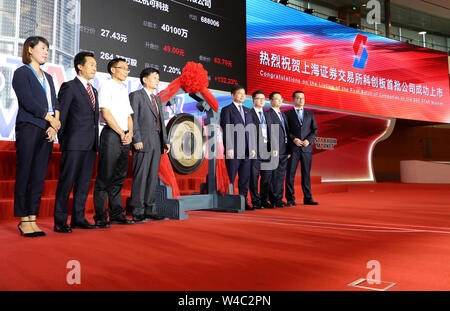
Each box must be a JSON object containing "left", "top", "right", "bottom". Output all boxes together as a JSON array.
[
  {"left": 219, "top": 85, "right": 319, "bottom": 210},
  {"left": 13, "top": 36, "right": 168, "bottom": 237},
  {"left": 12, "top": 36, "right": 318, "bottom": 238}
]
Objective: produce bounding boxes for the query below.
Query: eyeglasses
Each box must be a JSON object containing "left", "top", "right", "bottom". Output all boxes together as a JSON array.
[{"left": 114, "top": 67, "right": 130, "bottom": 73}]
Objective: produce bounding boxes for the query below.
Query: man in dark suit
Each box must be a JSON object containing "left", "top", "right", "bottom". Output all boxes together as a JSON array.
[
  {"left": 263, "top": 91, "right": 290, "bottom": 208},
  {"left": 248, "top": 90, "right": 269, "bottom": 209},
  {"left": 53, "top": 51, "right": 99, "bottom": 233},
  {"left": 284, "top": 90, "right": 319, "bottom": 206},
  {"left": 220, "top": 85, "right": 255, "bottom": 210},
  {"left": 127, "top": 67, "right": 170, "bottom": 223}
]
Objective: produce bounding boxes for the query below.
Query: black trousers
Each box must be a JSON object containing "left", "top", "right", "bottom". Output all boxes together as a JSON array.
[
  {"left": 93, "top": 127, "right": 130, "bottom": 222},
  {"left": 259, "top": 155, "right": 288, "bottom": 205},
  {"left": 270, "top": 154, "right": 288, "bottom": 204},
  {"left": 14, "top": 122, "right": 53, "bottom": 217},
  {"left": 128, "top": 140, "right": 161, "bottom": 218},
  {"left": 249, "top": 158, "right": 262, "bottom": 206},
  {"left": 225, "top": 158, "right": 250, "bottom": 204},
  {"left": 285, "top": 149, "right": 313, "bottom": 203},
  {"left": 54, "top": 149, "right": 96, "bottom": 226}
]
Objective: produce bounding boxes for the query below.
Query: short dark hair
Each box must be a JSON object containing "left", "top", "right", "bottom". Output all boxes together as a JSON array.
[
  {"left": 107, "top": 58, "right": 127, "bottom": 75},
  {"left": 231, "top": 84, "right": 246, "bottom": 95},
  {"left": 252, "top": 90, "right": 265, "bottom": 99},
  {"left": 140, "top": 67, "right": 160, "bottom": 85},
  {"left": 292, "top": 90, "right": 304, "bottom": 99},
  {"left": 74, "top": 51, "right": 95, "bottom": 74},
  {"left": 22, "top": 36, "right": 50, "bottom": 64},
  {"left": 269, "top": 91, "right": 281, "bottom": 100}
]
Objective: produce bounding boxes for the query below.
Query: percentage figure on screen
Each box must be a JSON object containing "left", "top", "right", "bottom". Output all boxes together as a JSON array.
[
  {"left": 214, "top": 76, "right": 238, "bottom": 85},
  {"left": 214, "top": 57, "right": 232, "bottom": 68},
  {"left": 163, "top": 65, "right": 182, "bottom": 75},
  {"left": 100, "top": 28, "right": 128, "bottom": 43},
  {"left": 161, "top": 24, "right": 188, "bottom": 38}
]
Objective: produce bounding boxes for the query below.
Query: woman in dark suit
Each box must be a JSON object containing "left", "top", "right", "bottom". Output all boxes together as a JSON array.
[{"left": 12, "top": 36, "right": 60, "bottom": 237}]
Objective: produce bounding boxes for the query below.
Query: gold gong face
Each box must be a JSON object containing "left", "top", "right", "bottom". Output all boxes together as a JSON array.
[{"left": 167, "top": 113, "right": 205, "bottom": 175}]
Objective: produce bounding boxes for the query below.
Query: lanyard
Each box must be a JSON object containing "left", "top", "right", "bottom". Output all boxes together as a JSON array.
[
  {"left": 27, "top": 64, "right": 47, "bottom": 95},
  {"left": 27, "top": 64, "right": 53, "bottom": 114}
]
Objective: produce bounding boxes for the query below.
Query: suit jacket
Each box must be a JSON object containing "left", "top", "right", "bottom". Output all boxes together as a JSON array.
[
  {"left": 129, "top": 88, "right": 168, "bottom": 154},
  {"left": 285, "top": 108, "right": 318, "bottom": 153},
  {"left": 57, "top": 77, "right": 99, "bottom": 151},
  {"left": 264, "top": 108, "right": 290, "bottom": 156},
  {"left": 248, "top": 108, "right": 270, "bottom": 159},
  {"left": 220, "top": 103, "right": 255, "bottom": 158},
  {"left": 12, "top": 65, "right": 60, "bottom": 130}
]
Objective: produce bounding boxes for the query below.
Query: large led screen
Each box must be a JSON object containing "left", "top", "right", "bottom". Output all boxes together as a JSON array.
[
  {"left": 247, "top": 0, "right": 450, "bottom": 123},
  {"left": 80, "top": 0, "right": 246, "bottom": 91}
]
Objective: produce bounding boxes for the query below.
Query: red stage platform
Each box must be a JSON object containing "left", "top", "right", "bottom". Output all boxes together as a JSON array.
[{"left": 1, "top": 182, "right": 450, "bottom": 290}]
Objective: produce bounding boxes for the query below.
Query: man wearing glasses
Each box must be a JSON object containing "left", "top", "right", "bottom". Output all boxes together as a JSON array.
[
  {"left": 93, "top": 58, "right": 135, "bottom": 227},
  {"left": 248, "top": 90, "right": 270, "bottom": 209}
]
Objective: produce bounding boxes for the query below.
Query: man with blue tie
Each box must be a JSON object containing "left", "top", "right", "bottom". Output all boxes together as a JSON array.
[
  {"left": 264, "top": 92, "right": 290, "bottom": 208},
  {"left": 54, "top": 51, "right": 99, "bottom": 232},
  {"left": 220, "top": 85, "right": 255, "bottom": 210},
  {"left": 285, "top": 90, "right": 319, "bottom": 206},
  {"left": 248, "top": 90, "right": 269, "bottom": 209}
]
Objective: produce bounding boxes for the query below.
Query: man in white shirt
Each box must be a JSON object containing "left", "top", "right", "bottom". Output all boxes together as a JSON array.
[{"left": 93, "top": 58, "right": 135, "bottom": 227}]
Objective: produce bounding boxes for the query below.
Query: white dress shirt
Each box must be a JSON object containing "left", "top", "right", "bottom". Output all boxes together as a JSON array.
[{"left": 98, "top": 78, "right": 133, "bottom": 131}]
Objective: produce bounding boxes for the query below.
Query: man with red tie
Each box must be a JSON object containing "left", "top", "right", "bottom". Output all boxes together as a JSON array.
[
  {"left": 127, "top": 67, "right": 170, "bottom": 223},
  {"left": 54, "top": 51, "right": 99, "bottom": 232}
]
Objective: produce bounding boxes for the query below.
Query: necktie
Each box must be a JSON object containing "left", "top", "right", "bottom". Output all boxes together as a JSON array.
[
  {"left": 259, "top": 111, "right": 267, "bottom": 141},
  {"left": 296, "top": 109, "right": 303, "bottom": 125},
  {"left": 259, "top": 111, "right": 265, "bottom": 124},
  {"left": 278, "top": 111, "right": 287, "bottom": 143},
  {"left": 278, "top": 111, "right": 286, "bottom": 131},
  {"left": 238, "top": 104, "right": 245, "bottom": 122},
  {"left": 151, "top": 95, "right": 161, "bottom": 132},
  {"left": 87, "top": 83, "right": 95, "bottom": 110}
]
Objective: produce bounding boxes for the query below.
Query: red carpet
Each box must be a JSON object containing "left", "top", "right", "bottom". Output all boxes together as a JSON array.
[{"left": 1, "top": 182, "right": 450, "bottom": 291}]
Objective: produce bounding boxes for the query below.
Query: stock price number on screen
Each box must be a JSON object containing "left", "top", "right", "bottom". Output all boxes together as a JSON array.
[
  {"left": 163, "top": 65, "right": 182, "bottom": 75},
  {"left": 200, "top": 16, "right": 219, "bottom": 27},
  {"left": 161, "top": 24, "right": 188, "bottom": 38},
  {"left": 100, "top": 51, "right": 114, "bottom": 60},
  {"left": 214, "top": 76, "right": 238, "bottom": 85},
  {"left": 100, "top": 29, "right": 128, "bottom": 43},
  {"left": 163, "top": 45, "right": 185, "bottom": 57}
]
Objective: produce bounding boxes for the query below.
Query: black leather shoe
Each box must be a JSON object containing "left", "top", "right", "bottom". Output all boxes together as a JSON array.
[
  {"left": 71, "top": 220, "right": 97, "bottom": 229},
  {"left": 110, "top": 216, "right": 135, "bottom": 225},
  {"left": 262, "top": 202, "right": 274, "bottom": 209},
  {"left": 94, "top": 220, "right": 110, "bottom": 228},
  {"left": 132, "top": 216, "right": 148, "bottom": 223},
  {"left": 286, "top": 201, "right": 297, "bottom": 207},
  {"left": 274, "top": 201, "right": 287, "bottom": 208},
  {"left": 145, "top": 215, "right": 168, "bottom": 221},
  {"left": 254, "top": 204, "right": 263, "bottom": 209},
  {"left": 304, "top": 199, "right": 319, "bottom": 205},
  {"left": 54, "top": 224, "right": 72, "bottom": 233},
  {"left": 245, "top": 204, "right": 255, "bottom": 211}
]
